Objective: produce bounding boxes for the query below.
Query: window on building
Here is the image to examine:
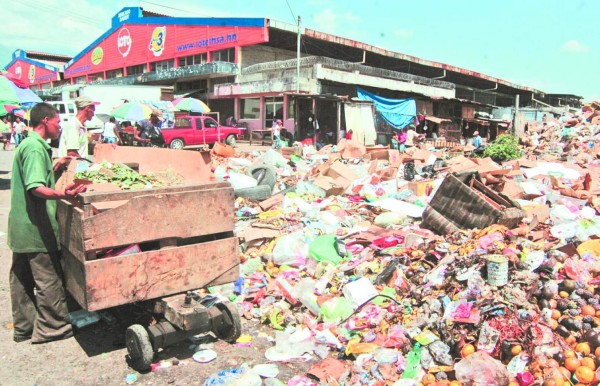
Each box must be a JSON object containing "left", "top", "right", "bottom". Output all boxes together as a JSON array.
[
  {"left": 265, "top": 97, "right": 284, "bottom": 128},
  {"left": 178, "top": 79, "right": 208, "bottom": 92},
  {"left": 212, "top": 48, "right": 235, "bottom": 63},
  {"left": 451, "top": 104, "right": 462, "bottom": 118},
  {"left": 178, "top": 53, "right": 207, "bottom": 67},
  {"left": 240, "top": 98, "right": 260, "bottom": 119},
  {"left": 106, "top": 68, "right": 124, "bottom": 79},
  {"left": 40, "top": 83, "right": 52, "bottom": 90},
  {"left": 89, "top": 72, "right": 104, "bottom": 81},
  {"left": 287, "top": 97, "right": 295, "bottom": 119},
  {"left": 150, "top": 59, "right": 175, "bottom": 72},
  {"left": 127, "top": 64, "right": 146, "bottom": 75}
]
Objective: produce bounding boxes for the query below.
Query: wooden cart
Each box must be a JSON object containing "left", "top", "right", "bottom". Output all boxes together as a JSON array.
[{"left": 56, "top": 146, "right": 242, "bottom": 370}]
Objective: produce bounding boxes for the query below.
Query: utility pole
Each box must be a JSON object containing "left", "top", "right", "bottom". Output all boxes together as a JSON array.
[
  {"left": 513, "top": 94, "right": 519, "bottom": 136},
  {"left": 296, "top": 16, "right": 301, "bottom": 93}
]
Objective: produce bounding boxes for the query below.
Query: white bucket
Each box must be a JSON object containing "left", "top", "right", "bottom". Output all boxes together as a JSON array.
[{"left": 486, "top": 255, "right": 508, "bottom": 287}]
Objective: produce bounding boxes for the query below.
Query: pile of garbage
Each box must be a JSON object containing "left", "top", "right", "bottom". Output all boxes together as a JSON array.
[{"left": 207, "top": 104, "right": 600, "bottom": 385}]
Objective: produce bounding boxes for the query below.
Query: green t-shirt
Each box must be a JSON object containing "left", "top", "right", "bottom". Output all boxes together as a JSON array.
[{"left": 8, "top": 131, "right": 61, "bottom": 253}]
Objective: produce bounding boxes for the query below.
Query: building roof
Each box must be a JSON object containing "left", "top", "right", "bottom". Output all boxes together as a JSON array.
[
  {"left": 267, "top": 19, "right": 542, "bottom": 98},
  {"left": 4, "top": 49, "right": 69, "bottom": 73}
]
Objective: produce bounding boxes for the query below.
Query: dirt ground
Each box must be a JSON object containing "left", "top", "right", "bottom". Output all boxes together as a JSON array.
[{"left": 0, "top": 144, "right": 310, "bottom": 385}]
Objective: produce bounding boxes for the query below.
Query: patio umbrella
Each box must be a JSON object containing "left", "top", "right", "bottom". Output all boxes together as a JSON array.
[
  {"left": 14, "top": 109, "right": 30, "bottom": 120},
  {"left": 0, "top": 104, "right": 20, "bottom": 116},
  {"left": 0, "top": 74, "right": 42, "bottom": 106},
  {"left": 110, "top": 102, "right": 154, "bottom": 122},
  {"left": 172, "top": 97, "right": 210, "bottom": 114}
]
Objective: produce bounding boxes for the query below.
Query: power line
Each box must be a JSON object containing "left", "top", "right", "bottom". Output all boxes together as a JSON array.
[
  {"left": 19, "top": 0, "right": 105, "bottom": 26},
  {"left": 285, "top": 0, "right": 296, "bottom": 23},
  {"left": 140, "top": 0, "right": 217, "bottom": 17}
]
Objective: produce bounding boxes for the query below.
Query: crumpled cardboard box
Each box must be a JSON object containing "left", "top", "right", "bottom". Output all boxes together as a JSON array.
[{"left": 313, "top": 160, "right": 358, "bottom": 196}]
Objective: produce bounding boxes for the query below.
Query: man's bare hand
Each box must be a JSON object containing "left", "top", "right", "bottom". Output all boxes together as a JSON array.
[{"left": 64, "top": 183, "right": 87, "bottom": 199}]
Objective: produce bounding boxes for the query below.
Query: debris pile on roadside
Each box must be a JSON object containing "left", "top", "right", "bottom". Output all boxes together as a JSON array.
[{"left": 205, "top": 105, "right": 600, "bottom": 385}]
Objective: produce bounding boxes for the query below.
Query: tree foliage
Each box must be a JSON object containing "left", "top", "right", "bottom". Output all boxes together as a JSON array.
[{"left": 482, "top": 134, "right": 523, "bottom": 162}]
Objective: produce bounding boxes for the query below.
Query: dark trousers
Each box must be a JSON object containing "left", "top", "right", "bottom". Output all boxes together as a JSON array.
[{"left": 10, "top": 252, "right": 72, "bottom": 343}]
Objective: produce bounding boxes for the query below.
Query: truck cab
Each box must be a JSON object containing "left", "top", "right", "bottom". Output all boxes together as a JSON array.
[
  {"left": 161, "top": 116, "right": 244, "bottom": 149},
  {"left": 48, "top": 101, "right": 76, "bottom": 126},
  {"left": 47, "top": 100, "right": 104, "bottom": 134}
]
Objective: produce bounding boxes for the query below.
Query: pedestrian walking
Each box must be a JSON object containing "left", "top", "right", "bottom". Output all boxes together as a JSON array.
[{"left": 13, "top": 117, "right": 26, "bottom": 147}]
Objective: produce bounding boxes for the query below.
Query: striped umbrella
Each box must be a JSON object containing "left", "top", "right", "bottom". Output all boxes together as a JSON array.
[
  {"left": 0, "top": 74, "right": 42, "bottom": 106},
  {"left": 0, "top": 104, "right": 20, "bottom": 116},
  {"left": 172, "top": 97, "right": 210, "bottom": 114},
  {"left": 110, "top": 102, "right": 154, "bottom": 121}
]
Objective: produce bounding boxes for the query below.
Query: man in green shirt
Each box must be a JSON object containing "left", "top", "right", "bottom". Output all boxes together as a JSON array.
[{"left": 8, "top": 102, "right": 86, "bottom": 343}]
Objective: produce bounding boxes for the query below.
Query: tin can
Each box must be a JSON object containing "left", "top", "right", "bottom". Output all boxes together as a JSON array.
[{"left": 486, "top": 254, "right": 508, "bottom": 287}]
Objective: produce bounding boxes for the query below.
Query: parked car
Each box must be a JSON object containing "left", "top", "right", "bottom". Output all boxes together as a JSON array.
[{"left": 161, "top": 116, "right": 244, "bottom": 149}]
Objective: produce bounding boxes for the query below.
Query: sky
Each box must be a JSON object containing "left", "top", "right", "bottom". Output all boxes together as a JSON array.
[{"left": 1, "top": 0, "right": 598, "bottom": 102}]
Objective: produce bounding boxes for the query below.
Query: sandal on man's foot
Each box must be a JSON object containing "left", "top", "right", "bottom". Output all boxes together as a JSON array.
[{"left": 13, "top": 334, "right": 32, "bottom": 343}]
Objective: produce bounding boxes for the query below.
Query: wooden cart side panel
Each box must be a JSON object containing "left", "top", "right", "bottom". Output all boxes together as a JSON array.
[
  {"left": 79, "top": 182, "right": 231, "bottom": 205},
  {"left": 61, "top": 248, "right": 88, "bottom": 309},
  {"left": 93, "top": 144, "right": 213, "bottom": 184},
  {"left": 82, "top": 237, "right": 239, "bottom": 311},
  {"left": 82, "top": 188, "right": 235, "bottom": 252},
  {"left": 56, "top": 201, "right": 85, "bottom": 261}
]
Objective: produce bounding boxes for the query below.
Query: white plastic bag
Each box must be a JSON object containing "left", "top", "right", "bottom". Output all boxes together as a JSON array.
[
  {"left": 228, "top": 171, "right": 258, "bottom": 190},
  {"left": 272, "top": 231, "right": 309, "bottom": 267}
]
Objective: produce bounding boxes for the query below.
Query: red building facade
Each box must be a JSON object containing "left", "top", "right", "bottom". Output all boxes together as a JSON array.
[{"left": 63, "top": 7, "right": 268, "bottom": 84}]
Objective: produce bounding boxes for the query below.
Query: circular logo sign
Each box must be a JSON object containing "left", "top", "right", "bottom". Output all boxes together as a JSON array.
[
  {"left": 91, "top": 47, "right": 104, "bottom": 65},
  {"left": 28, "top": 65, "right": 35, "bottom": 83},
  {"left": 148, "top": 26, "right": 166, "bottom": 57},
  {"left": 117, "top": 27, "right": 132, "bottom": 58}
]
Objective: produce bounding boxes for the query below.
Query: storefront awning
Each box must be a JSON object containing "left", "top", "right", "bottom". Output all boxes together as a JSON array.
[
  {"left": 464, "top": 118, "right": 490, "bottom": 126},
  {"left": 425, "top": 116, "right": 451, "bottom": 124}
]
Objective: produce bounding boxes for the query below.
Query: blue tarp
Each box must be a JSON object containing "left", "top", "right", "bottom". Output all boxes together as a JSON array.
[{"left": 357, "top": 88, "right": 416, "bottom": 130}]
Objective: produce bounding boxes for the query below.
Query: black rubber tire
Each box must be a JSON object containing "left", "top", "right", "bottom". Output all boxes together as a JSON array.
[
  {"left": 214, "top": 302, "right": 242, "bottom": 343},
  {"left": 234, "top": 185, "right": 272, "bottom": 201},
  {"left": 125, "top": 324, "right": 154, "bottom": 371},
  {"left": 169, "top": 138, "right": 185, "bottom": 149},
  {"left": 246, "top": 164, "right": 277, "bottom": 189},
  {"left": 225, "top": 134, "right": 237, "bottom": 147}
]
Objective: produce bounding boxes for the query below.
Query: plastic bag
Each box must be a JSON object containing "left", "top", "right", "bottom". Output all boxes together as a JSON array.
[
  {"left": 228, "top": 172, "right": 258, "bottom": 190},
  {"left": 308, "top": 235, "right": 344, "bottom": 266},
  {"left": 374, "top": 212, "right": 409, "bottom": 227},
  {"left": 291, "top": 278, "right": 320, "bottom": 316},
  {"left": 454, "top": 351, "right": 510, "bottom": 385},
  {"left": 260, "top": 149, "right": 288, "bottom": 167},
  {"left": 228, "top": 157, "right": 253, "bottom": 169},
  {"left": 319, "top": 297, "right": 353, "bottom": 323},
  {"left": 272, "top": 232, "right": 309, "bottom": 267}
]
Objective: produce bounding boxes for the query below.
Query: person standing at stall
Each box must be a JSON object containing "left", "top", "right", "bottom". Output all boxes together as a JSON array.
[
  {"left": 58, "top": 96, "right": 100, "bottom": 158},
  {"left": 134, "top": 113, "right": 161, "bottom": 147},
  {"left": 102, "top": 116, "right": 121, "bottom": 144},
  {"left": 8, "top": 102, "right": 86, "bottom": 343},
  {"left": 472, "top": 131, "right": 482, "bottom": 148},
  {"left": 404, "top": 124, "right": 421, "bottom": 149}
]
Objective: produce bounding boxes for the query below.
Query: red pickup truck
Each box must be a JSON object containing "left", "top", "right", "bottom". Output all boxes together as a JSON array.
[{"left": 160, "top": 116, "right": 244, "bottom": 149}]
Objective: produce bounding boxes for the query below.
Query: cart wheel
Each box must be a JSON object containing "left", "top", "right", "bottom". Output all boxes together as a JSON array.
[
  {"left": 126, "top": 324, "right": 154, "bottom": 371},
  {"left": 214, "top": 302, "right": 242, "bottom": 343}
]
